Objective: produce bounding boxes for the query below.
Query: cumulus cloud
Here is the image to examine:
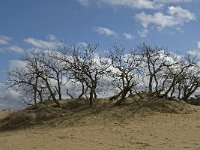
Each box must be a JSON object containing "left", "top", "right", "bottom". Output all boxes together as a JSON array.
[
  {"left": 136, "top": 6, "right": 196, "bottom": 29},
  {"left": 94, "top": 27, "right": 117, "bottom": 37},
  {"left": 78, "top": 0, "right": 194, "bottom": 9},
  {"left": 0, "top": 46, "right": 24, "bottom": 54},
  {"left": 0, "top": 35, "right": 11, "bottom": 45},
  {"left": 0, "top": 83, "right": 25, "bottom": 109},
  {"left": 77, "top": 42, "right": 88, "bottom": 47},
  {"left": 8, "top": 46, "right": 24, "bottom": 54},
  {"left": 99, "top": 0, "right": 156, "bottom": 9},
  {"left": 197, "top": 41, "right": 200, "bottom": 49},
  {"left": 24, "top": 37, "right": 65, "bottom": 49},
  {"left": 188, "top": 42, "right": 200, "bottom": 57},
  {"left": 78, "top": 0, "right": 90, "bottom": 6},
  {"left": 0, "top": 35, "right": 25, "bottom": 54},
  {"left": 9, "top": 60, "right": 26, "bottom": 69},
  {"left": 136, "top": 12, "right": 174, "bottom": 28},
  {"left": 124, "top": 33, "right": 134, "bottom": 40},
  {"left": 154, "top": 0, "right": 193, "bottom": 4},
  {"left": 138, "top": 29, "right": 149, "bottom": 38},
  {"left": 168, "top": 6, "right": 196, "bottom": 21},
  {"left": 188, "top": 50, "right": 200, "bottom": 57},
  {"left": 47, "top": 34, "right": 57, "bottom": 41}
]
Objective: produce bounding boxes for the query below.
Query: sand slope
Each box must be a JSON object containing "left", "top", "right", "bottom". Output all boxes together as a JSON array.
[{"left": 1, "top": 108, "right": 200, "bottom": 150}]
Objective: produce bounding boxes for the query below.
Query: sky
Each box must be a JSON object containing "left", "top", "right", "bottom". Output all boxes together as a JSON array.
[{"left": 0, "top": 0, "right": 200, "bottom": 109}]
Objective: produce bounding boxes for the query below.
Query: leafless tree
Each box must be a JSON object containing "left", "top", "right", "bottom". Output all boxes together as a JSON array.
[
  {"left": 59, "top": 44, "right": 110, "bottom": 106},
  {"left": 22, "top": 50, "right": 61, "bottom": 107},
  {"left": 108, "top": 45, "right": 142, "bottom": 105},
  {"left": 7, "top": 67, "right": 43, "bottom": 105},
  {"left": 160, "top": 56, "right": 196, "bottom": 99},
  {"left": 38, "top": 50, "right": 65, "bottom": 100},
  {"left": 138, "top": 43, "right": 172, "bottom": 96},
  {"left": 6, "top": 43, "right": 200, "bottom": 108},
  {"left": 175, "top": 59, "right": 200, "bottom": 101}
]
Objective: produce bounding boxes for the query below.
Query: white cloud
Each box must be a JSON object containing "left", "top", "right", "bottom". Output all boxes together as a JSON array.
[
  {"left": 78, "top": 0, "right": 90, "bottom": 7},
  {"left": 78, "top": 0, "right": 194, "bottom": 9},
  {"left": 0, "top": 35, "right": 11, "bottom": 45},
  {"left": 138, "top": 28, "right": 149, "bottom": 37},
  {"left": 124, "top": 33, "right": 134, "bottom": 40},
  {"left": 188, "top": 50, "right": 200, "bottom": 57},
  {"left": 136, "top": 6, "right": 196, "bottom": 29},
  {"left": 99, "top": 0, "right": 156, "bottom": 9},
  {"left": 188, "top": 49, "right": 200, "bottom": 62},
  {"left": 197, "top": 41, "right": 200, "bottom": 49},
  {"left": 0, "top": 46, "right": 25, "bottom": 54},
  {"left": 9, "top": 60, "right": 26, "bottom": 69},
  {"left": 154, "top": 0, "right": 193, "bottom": 4},
  {"left": 136, "top": 12, "right": 174, "bottom": 28},
  {"left": 0, "top": 83, "right": 24, "bottom": 109},
  {"left": 77, "top": 42, "right": 88, "bottom": 47},
  {"left": 94, "top": 27, "right": 117, "bottom": 37},
  {"left": 9, "top": 46, "right": 24, "bottom": 54},
  {"left": 24, "top": 37, "right": 65, "bottom": 49},
  {"left": 0, "top": 35, "right": 24, "bottom": 54},
  {"left": 47, "top": 34, "right": 57, "bottom": 41},
  {"left": 168, "top": 6, "right": 196, "bottom": 21}
]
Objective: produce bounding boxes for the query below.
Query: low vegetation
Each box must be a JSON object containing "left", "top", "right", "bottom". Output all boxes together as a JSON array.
[{"left": 0, "top": 94, "right": 195, "bottom": 131}]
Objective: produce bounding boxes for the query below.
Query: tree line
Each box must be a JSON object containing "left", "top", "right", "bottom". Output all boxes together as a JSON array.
[{"left": 7, "top": 43, "right": 200, "bottom": 107}]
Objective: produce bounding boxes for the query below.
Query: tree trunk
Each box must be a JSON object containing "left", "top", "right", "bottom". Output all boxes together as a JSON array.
[
  {"left": 89, "top": 88, "right": 94, "bottom": 107},
  {"left": 33, "top": 77, "right": 38, "bottom": 105},
  {"left": 109, "top": 90, "right": 123, "bottom": 101},
  {"left": 57, "top": 76, "right": 62, "bottom": 100},
  {"left": 58, "top": 85, "right": 62, "bottom": 100},
  {"left": 39, "top": 92, "right": 43, "bottom": 103},
  {"left": 78, "top": 82, "right": 85, "bottom": 99},
  {"left": 178, "top": 84, "right": 181, "bottom": 100},
  {"left": 154, "top": 75, "right": 159, "bottom": 92},
  {"left": 162, "top": 80, "right": 176, "bottom": 99},
  {"left": 94, "top": 90, "right": 97, "bottom": 99},
  {"left": 45, "top": 78, "right": 61, "bottom": 108},
  {"left": 149, "top": 75, "right": 153, "bottom": 93},
  {"left": 182, "top": 85, "right": 198, "bottom": 102},
  {"left": 170, "top": 86, "right": 175, "bottom": 98},
  {"left": 114, "top": 86, "right": 132, "bottom": 106},
  {"left": 66, "top": 89, "right": 74, "bottom": 99}
]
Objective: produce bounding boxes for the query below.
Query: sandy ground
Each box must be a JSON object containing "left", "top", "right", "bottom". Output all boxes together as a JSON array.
[
  {"left": 0, "top": 111, "right": 12, "bottom": 119},
  {"left": 0, "top": 109, "right": 200, "bottom": 150}
]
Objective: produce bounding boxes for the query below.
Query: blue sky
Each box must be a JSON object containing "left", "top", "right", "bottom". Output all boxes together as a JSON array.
[{"left": 0, "top": 0, "right": 200, "bottom": 108}]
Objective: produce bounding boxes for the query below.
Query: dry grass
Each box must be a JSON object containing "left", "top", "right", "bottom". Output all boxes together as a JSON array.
[{"left": 0, "top": 97, "right": 196, "bottom": 131}]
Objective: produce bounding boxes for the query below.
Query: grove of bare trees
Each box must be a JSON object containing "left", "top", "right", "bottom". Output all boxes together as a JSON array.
[{"left": 7, "top": 43, "right": 200, "bottom": 107}]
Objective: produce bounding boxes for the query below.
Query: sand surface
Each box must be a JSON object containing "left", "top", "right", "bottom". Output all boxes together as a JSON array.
[{"left": 0, "top": 109, "right": 200, "bottom": 150}]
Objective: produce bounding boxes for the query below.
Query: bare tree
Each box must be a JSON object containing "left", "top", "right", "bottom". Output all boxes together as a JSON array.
[
  {"left": 7, "top": 43, "right": 200, "bottom": 108},
  {"left": 139, "top": 43, "right": 172, "bottom": 96},
  {"left": 6, "top": 56, "right": 49, "bottom": 105},
  {"left": 57, "top": 44, "right": 110, "bottom": 106},
  {"left": 70, "top": 44, "right": 110, "bottom": 106},
  {"left": 22, "top": 50, "right": 61, "bottom": 107},
  {"left": 38, "top": 51, "right": 65, "bottom": 100},
  {"left": 161, "top": 56, "right": 196, "bottom": 99},
  {"left": 55, "top": 47, "right": 89, "bottom": 100},
  {"left": 176, "top": 61, "right": 200, "bottom": 101},
  {"left": 7, "top": 68, "right": 41, "bottom": 105},
  {"left": 109, "top": 45, "right": 142, "bottom": 105}
]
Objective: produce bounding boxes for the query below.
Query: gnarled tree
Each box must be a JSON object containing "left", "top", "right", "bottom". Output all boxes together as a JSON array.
[{"left": 109, "top": 45, "right": 142, "bottom": 105}]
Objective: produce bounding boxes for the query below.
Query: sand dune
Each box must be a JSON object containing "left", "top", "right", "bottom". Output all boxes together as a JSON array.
[
  {"left": 0, "top": 111, "right": 12, "bottom": 119},
  {"left": 0, "top": 105, "right": 200, "bottom": 150}
]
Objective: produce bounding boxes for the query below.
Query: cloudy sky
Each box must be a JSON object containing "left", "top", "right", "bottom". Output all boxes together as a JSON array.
[{"left": 0, "top": 0, "right": 200, "bottom": 108}]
